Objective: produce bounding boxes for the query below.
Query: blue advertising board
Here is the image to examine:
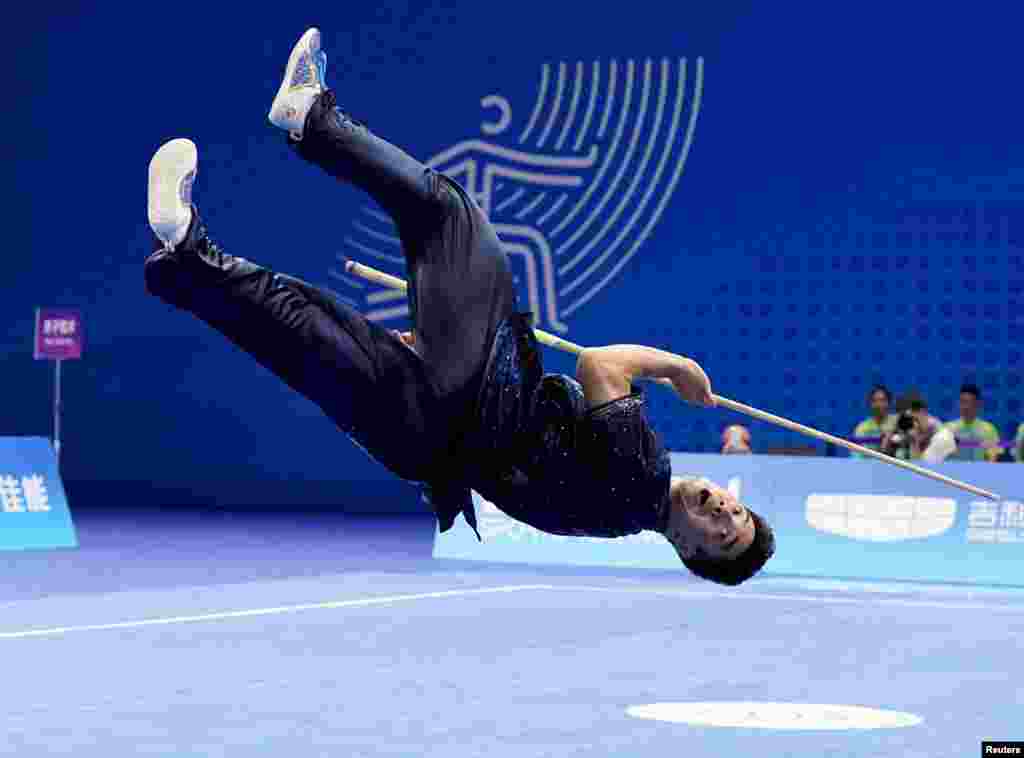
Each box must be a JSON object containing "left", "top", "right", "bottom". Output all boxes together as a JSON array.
[
  {"left": 0, "top": 438, "right": 77, "bottom": 551},
  {"left": 434, "top": 453, "right": 1024, "bottom": 588}
]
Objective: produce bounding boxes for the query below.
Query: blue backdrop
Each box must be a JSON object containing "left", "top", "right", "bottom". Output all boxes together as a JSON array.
[{"left": 9, "top": 2, "right": 1023, "bottom": 511}]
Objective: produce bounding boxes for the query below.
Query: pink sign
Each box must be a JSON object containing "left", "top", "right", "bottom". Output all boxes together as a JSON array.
[{"left": 33, "top": 309, "right": 83, "bottom": 361}]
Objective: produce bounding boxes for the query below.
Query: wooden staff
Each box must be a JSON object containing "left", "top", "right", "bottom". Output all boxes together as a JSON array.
[{"left": 344, "top": 259, "right": 1000, "bottom": 501}]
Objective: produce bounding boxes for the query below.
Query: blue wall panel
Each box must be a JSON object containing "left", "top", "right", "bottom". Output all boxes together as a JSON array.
[{"left": 8, "top": 2, "right": 1023, "bottom": 510}]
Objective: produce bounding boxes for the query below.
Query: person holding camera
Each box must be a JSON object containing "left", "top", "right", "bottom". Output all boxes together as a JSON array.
[{"left": 881, "top": 393, "right": 949, "bottom": 462}]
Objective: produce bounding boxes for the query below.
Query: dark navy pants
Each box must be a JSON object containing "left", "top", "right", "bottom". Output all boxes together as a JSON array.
[{"left": 145, "top": 91, "right": 518, "bottom": 483}]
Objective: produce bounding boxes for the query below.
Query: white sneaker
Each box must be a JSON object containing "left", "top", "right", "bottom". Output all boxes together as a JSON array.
[
  {"left": 268, "top": 27, "right": 327, "bottom": 140},
  {"left": 147, "top": 138, "right": 197, "bottom": 250}
]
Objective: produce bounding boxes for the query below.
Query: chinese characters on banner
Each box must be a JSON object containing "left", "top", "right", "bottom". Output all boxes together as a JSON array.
[
  {"left": 0, "top": 437, "right": 76, "bottom": 550},
  {"left": 967, "top": 501, "right": 1024, "bottom": 544},
  {"left": 0, "top": 474, "right": 51, "bottom": 513},
  {"left": 33, "top": 308, "right": 83, "bottom": 361}
]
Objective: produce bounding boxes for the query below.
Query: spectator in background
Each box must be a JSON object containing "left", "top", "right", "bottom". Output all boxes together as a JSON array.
[
  {"left": 1013, "top": 422, "right": 1024, "bottom": 462},
  {"left": 944, "top": 384, "right": 1001, "bottom": 462},
  {"left": 907, "top": 396, "right": 942, "bottom": 454},
  {"left": 882, "top": 391, "right": 942, "bottom": 461},
  {"left": 721, "top": 425, "right": 752, "bottom": 454},
  {"left": 851, "top": 385, "right": 897, "bottom": 458},
  {"left": 896, "top": 394, "right": 955, "bottom": 463}
]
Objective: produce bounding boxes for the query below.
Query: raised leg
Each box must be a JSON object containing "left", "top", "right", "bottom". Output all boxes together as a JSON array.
[
  {"left": 292, "top": 92, "right": 518, "bottom": 397},
  {"left": 143, "top": 209, "right": 442, "bottom": 484},
  {"left": 266, "top": 28, "right": 520, "bottom": 396}
]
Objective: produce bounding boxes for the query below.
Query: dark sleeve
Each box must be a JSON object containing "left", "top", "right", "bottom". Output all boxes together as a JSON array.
[{"left": 419, "top": 482, "right": 481, "bottom": 541}]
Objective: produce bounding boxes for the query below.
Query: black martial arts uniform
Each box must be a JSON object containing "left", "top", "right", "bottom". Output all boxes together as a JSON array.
[{"left": 145, "top": 90, "right": 672, "bottom": 540}]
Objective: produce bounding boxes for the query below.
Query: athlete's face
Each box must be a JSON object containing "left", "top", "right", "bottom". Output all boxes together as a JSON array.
[{"left": 666, "top": 477, "right": 755, "bottom": 560}]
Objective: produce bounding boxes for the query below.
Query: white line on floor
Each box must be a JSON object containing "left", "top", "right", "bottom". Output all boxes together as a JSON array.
[
  {"left": 546, "top": 584, "right": 1024, "bottom": 613},
  {"left": 3, "top": 580, "right": 1021, "bottom": 641},
  {"left": 0, "top": 584, "right": 552, "bottom": 640}
]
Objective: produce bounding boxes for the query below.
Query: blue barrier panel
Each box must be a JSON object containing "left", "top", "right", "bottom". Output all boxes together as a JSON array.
[
  {"left": 0, "top": 437, "right": 77, "bottom": 551},
  {"left": 434, "top": 453, "right": 1024, "bottom": 587}
]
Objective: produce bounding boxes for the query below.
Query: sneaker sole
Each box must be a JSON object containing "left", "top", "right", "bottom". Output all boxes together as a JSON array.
[
  {"left": 148, "top": 138, "right": 197, "bottom": 244},
  {"left": 268, "top": 27, "right": 322, "bottom": 132}
]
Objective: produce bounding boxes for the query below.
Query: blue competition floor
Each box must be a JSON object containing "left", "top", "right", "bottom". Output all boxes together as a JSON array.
[{"left": 2, "top": 508, "right": 1022, "bottom": 757}]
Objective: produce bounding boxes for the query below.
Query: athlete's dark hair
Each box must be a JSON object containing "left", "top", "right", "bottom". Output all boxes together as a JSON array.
[{"left": 680, "top": 510, "right": 776, "bottom": 587}]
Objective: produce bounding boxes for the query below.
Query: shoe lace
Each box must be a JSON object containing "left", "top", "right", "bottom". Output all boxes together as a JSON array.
[
  {"left": 180, "top": 171, "right": 196, "bottom": 208},
  {"left": 291, "top": 52, "right": 315, "bottom": 89}
]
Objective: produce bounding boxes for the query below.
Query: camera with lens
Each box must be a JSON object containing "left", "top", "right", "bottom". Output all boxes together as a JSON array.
[{"left": 883, "top": 411, "right": 917, "bottom": 459}]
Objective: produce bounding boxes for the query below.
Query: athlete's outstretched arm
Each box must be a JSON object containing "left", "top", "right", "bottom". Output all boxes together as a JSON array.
[{"left": 575, "top": 345, "right": 714, "bottom": 409}]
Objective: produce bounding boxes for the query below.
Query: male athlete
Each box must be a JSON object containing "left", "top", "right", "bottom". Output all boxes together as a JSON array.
[{"left": 145, "top": 28, "right": 775, "bottom": 586}]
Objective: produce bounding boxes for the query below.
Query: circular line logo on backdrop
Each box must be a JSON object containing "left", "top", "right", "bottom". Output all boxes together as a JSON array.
[{"left": 325, "top": 57, "right": 704, "bottom": 332}]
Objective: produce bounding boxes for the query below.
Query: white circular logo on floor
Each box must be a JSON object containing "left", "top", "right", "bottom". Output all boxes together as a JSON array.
[{"left": 626, "top": 702, "right": 922, "bottom": 730}]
